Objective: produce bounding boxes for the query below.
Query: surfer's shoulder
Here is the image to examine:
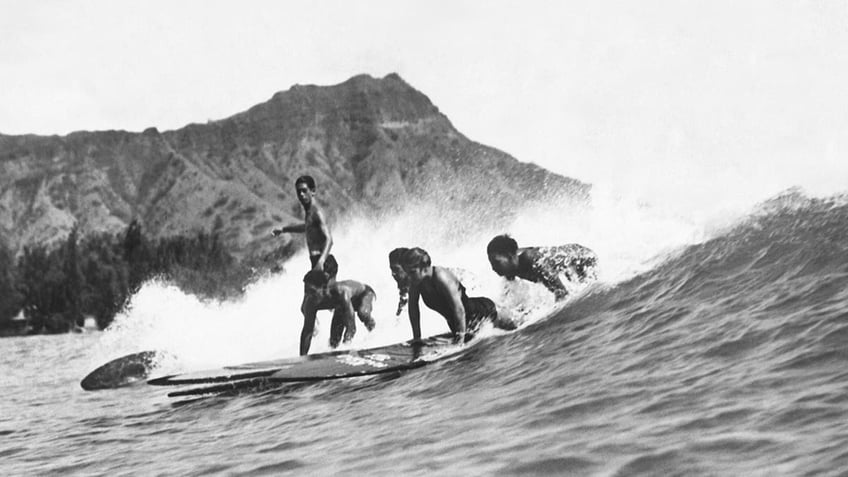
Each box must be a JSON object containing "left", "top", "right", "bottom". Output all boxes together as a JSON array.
[
  {"left": 433, "top": 266, "right": 458, "bottom": 281},
  {"left": 334, "top": 279, "right": 367, "bottom": 294},
  {"left": 307, "top": 203, "right": 327, "bottom": 220},
  {"left": 536, "top": 244, "right": 596, "bottom": 261},
  {"left": 431, "top": 267, "right": 462, "bottom": 293}
]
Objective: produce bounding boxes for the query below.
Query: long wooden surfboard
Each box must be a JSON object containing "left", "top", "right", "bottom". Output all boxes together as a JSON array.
[{"left": 147, "top": 333, "right": 466, "bottom": 388}]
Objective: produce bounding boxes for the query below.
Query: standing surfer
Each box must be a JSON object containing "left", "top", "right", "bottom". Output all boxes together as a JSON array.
[
  {"left": 272, "top": 175, "right": 337, "bottom": 278},
  {"left": 486, "top": 234, "right": 598, "bottom": 300}
]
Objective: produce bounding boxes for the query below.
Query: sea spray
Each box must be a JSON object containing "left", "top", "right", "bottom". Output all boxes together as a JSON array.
[
  {"left": 24, "top": 188, "right": 848, "bottom": 475},
  {"left": 91, "top": 186, "right": 719, "bottom": 372}
]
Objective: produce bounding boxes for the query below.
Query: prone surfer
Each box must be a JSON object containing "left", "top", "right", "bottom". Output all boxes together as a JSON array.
[
  {"left": 486, "top": 234, "right": 598, "bottom": 301},
  {"left": 272, "top": 175, "right": 338, "bottom": 278},
  {"left": 392, "top": 247, "right": 516, "bottom": 344},
  {"left": 300, "top": 270, "right": 376, "bottom": 355}
]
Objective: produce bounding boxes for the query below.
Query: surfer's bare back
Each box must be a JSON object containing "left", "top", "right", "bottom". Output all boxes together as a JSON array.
[
  {"left": 486, "top": 234, "right": 598, "bottom": 300},
  {"left": 272, "top": 175, "right": 336, "bottom": 276},
  {"left": 300, "top": 270, "right": 376, "bottom": 355},
  {"left": 392, "top": 247, "right": 515, "bottom": 344}
]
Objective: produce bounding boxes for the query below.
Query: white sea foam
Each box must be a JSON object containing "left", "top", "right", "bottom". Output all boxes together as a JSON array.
[{"left": 93, "top": 184, "right": 731, "bottom": 370}]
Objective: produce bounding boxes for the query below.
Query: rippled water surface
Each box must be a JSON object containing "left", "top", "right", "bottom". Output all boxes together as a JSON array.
[{"left": 5, "top": 195, "right": 848, "bottom": 475}]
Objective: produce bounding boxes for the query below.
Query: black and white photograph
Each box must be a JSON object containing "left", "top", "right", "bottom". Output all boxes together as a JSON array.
[{"left": 2, "top": 1, "right": 848, "bottom": 475}]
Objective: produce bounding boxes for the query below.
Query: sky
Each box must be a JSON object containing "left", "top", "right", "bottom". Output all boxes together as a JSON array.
[{"left": 2, "top": 0, "right": 847, "bottom": 217}]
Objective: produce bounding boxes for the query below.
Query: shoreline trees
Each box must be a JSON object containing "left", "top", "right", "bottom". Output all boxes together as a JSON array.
[{"left": 0, "top": 220, "right": 290, "bottom": 336}]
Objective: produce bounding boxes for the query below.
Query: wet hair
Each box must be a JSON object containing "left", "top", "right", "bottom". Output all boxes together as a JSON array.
[
  {"left": 388, "top": 247, "right": 410, "bottom": 266},
  {"left": 303, "top": 269, "right": 330, "bottom": 287},
  {"left": 399, "top": 247, "right": 431, "bottom": 270},
  {"left": 323, "top": 255, "right": 339, "bottom": 280},
  {"left": 388, "top": 248, "right": 411, "bottom": 315},
  {"left": 487, "top": 234, "right": 518, "bottom": 256},
  {"left": 295, "top": 175, "right": 316, "bottom": 191}
]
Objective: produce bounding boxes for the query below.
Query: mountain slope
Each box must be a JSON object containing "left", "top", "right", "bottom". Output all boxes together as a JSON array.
[{"left": 0, "top": 73, "right": 589, "bottom": 256}]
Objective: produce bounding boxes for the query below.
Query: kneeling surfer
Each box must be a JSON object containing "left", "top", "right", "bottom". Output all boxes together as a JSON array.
[{"left": 300, "top": 270, "right": 376, "bottom": 355}]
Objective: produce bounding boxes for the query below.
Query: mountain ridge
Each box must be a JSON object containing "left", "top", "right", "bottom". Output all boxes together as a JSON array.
[{"left": 0, "top": 73, "right": 589, "bottom": 257}]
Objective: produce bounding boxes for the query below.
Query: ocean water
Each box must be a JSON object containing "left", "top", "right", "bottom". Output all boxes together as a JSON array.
[{"left": 3, "top": 190, "right": 848, "bottom": 476}]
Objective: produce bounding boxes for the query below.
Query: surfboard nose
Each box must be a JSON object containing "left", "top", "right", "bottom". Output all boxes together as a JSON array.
[{"left": 80, "top": 350, "right": 165, "bottom": 391}]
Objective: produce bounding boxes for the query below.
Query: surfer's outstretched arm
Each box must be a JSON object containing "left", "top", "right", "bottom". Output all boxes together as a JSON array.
[
  {"left": 538, "top": 272, "right": 569, "bottom": 301},
  {"left": 300, "top": 305, "right": 317, "bottom": 355},
  {"left": 273, "top": 223, "right": 306, "bottom": 235},
  {"left": 433, "top": 268, "right": 467, "bottom": 343},
  {"left": 408, "top": 288, "right": 422, "bottom": 342},
  {"left": 339, "top": 289, "right": 357, "bottom": 344},
  {"left": 329, "top": 307, "right": 347, "bottom": 348}
]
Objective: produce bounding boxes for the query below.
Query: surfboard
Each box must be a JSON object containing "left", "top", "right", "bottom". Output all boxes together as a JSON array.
[
  {"left": 147, "top": 333, "right": 465, "bottom": 389},
  {"left": 80, "top": 350, "right": 168, "bottom": 391},
  {"left": 166, "top": 377, "right": 276, "bottom": 398}
]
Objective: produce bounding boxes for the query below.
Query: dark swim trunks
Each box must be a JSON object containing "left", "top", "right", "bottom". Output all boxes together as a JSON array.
[
  {"left": 420, "top": 277, "right": 512, "bottom": 339},
  {"left": 309, "top": 254, "right": 338, "bottom": 279},
  {"left": 462, "top": 295, "right": 498, "bottom": 332}
]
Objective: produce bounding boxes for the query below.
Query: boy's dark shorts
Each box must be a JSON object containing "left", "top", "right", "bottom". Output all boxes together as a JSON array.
[
  {"left": 310, "top": 254, "right": 338, "bottom": 279},
  {"left": 465, "top": 296, "right": 497, "bottom": 332}
]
